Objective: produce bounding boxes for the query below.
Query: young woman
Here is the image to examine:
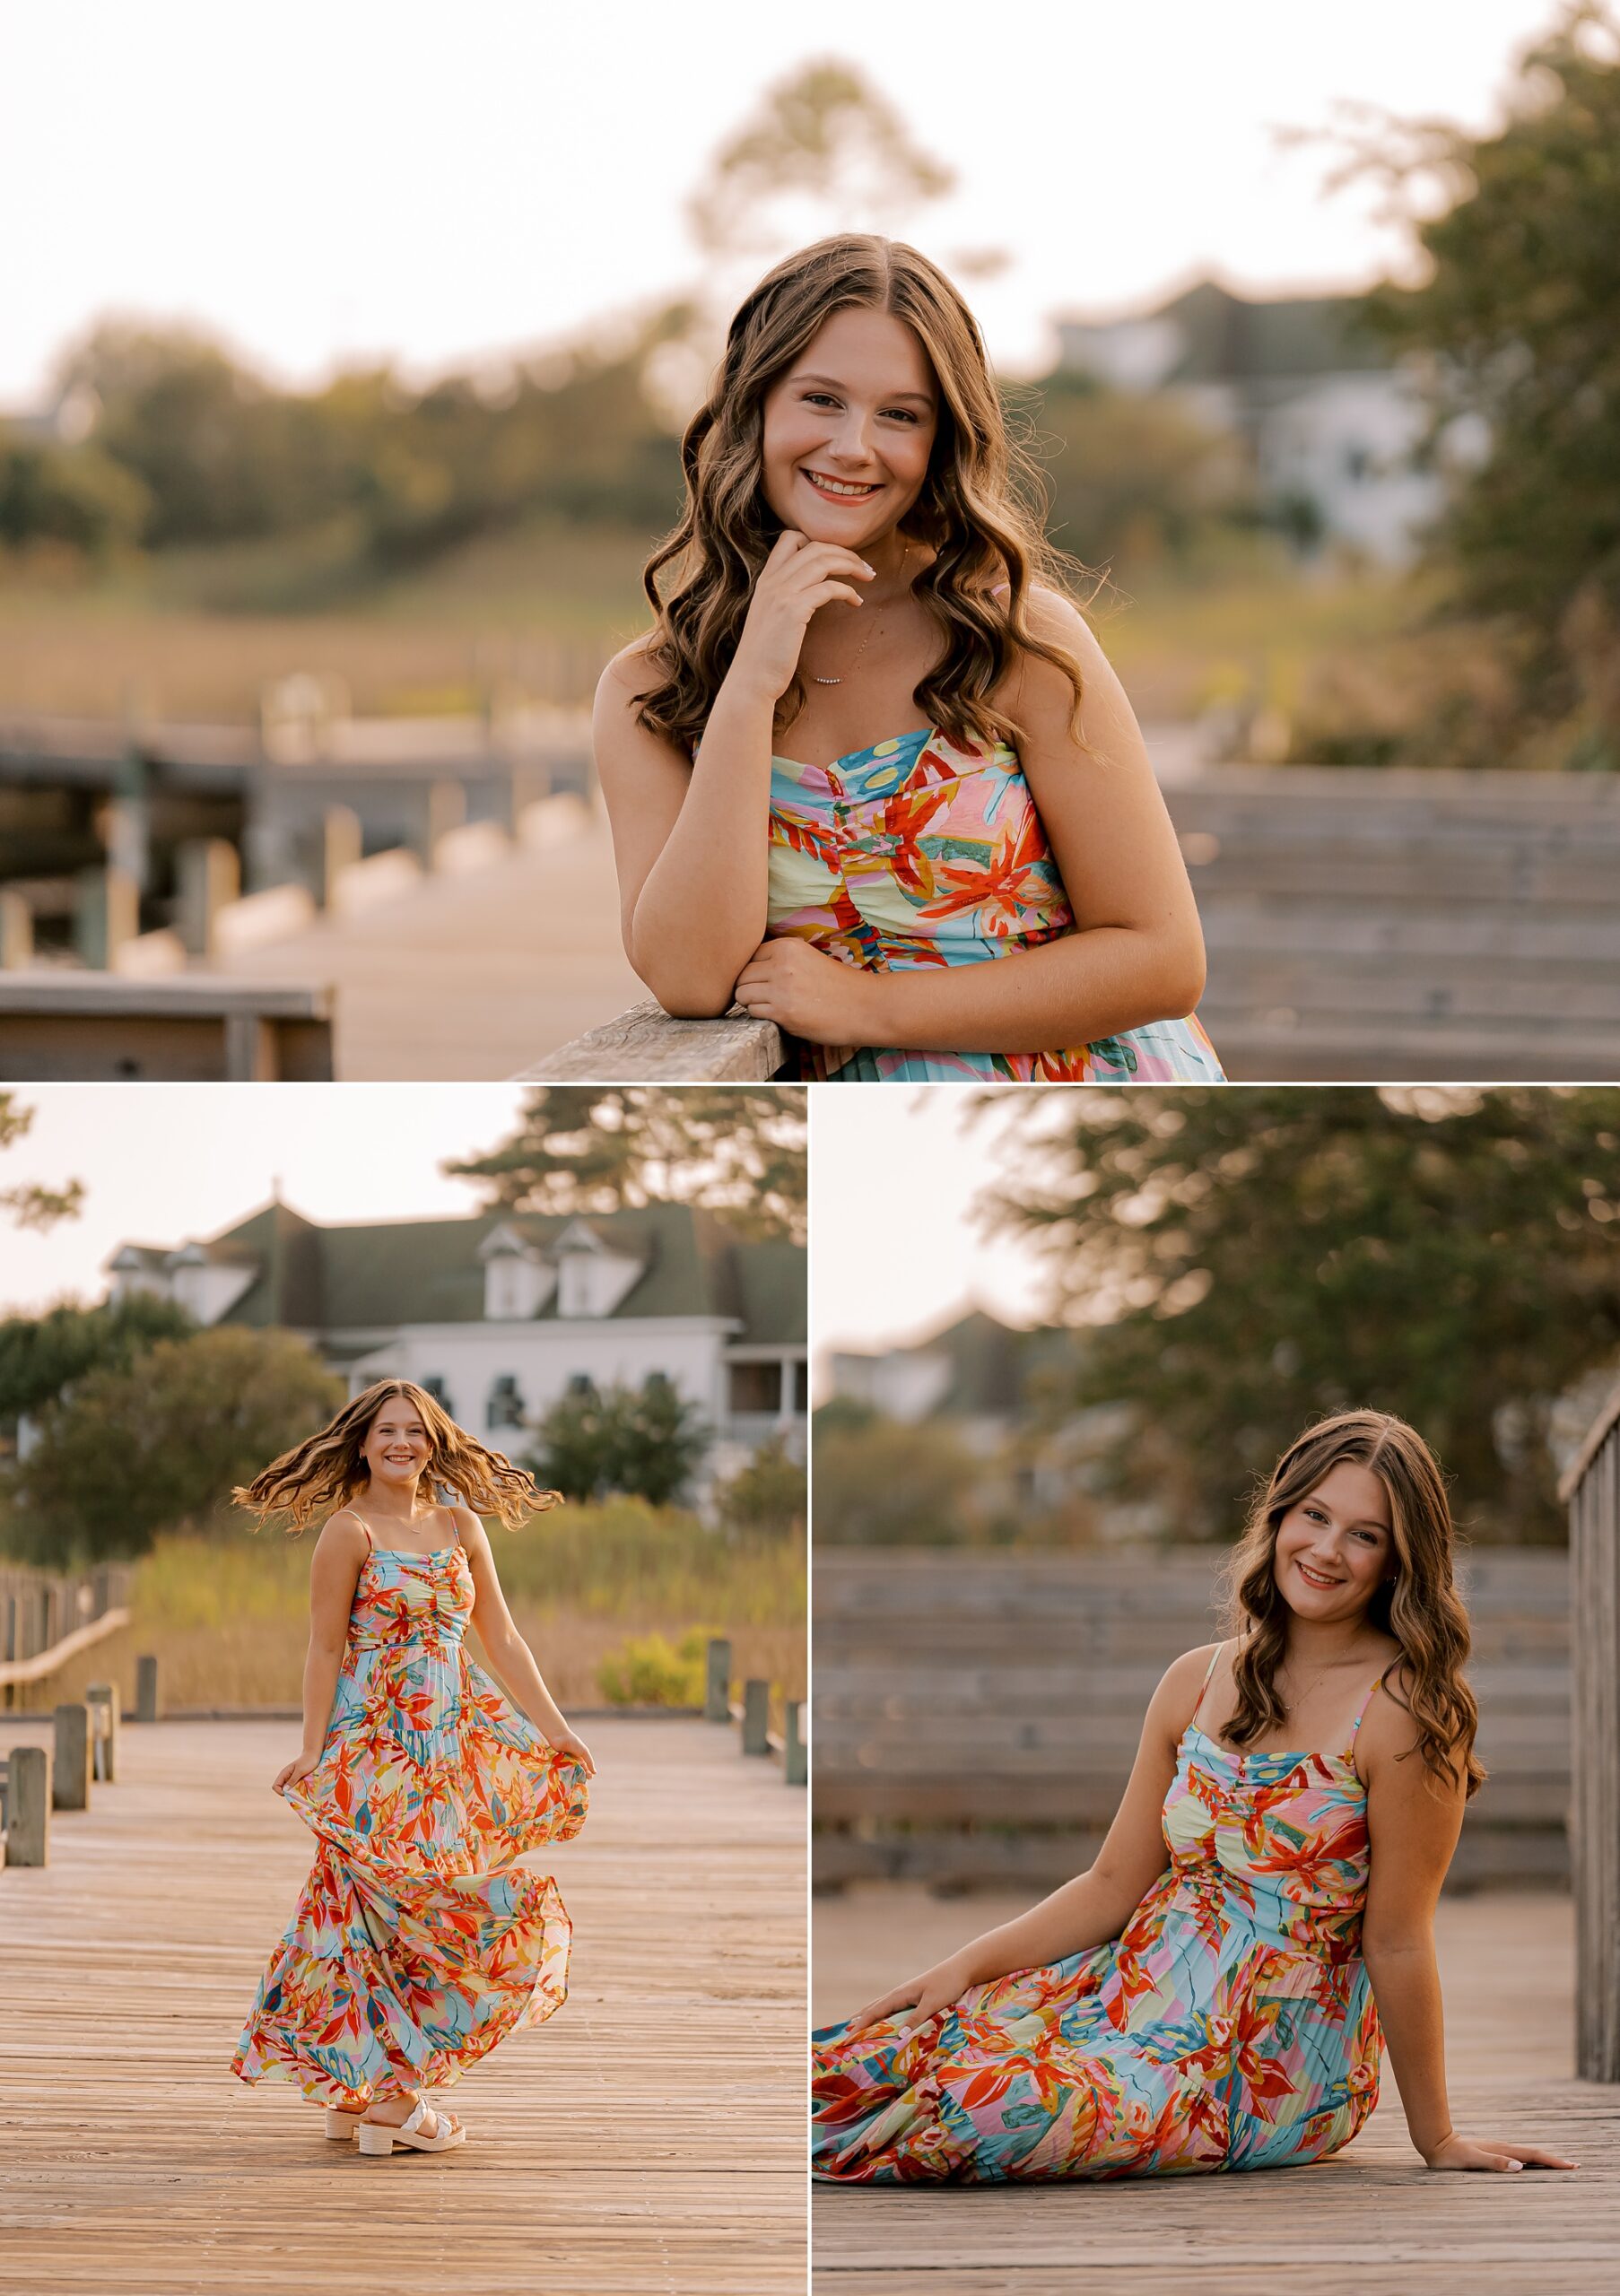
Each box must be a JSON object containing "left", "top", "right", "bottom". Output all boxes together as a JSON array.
[
  {"left": 813, "top": 1410, "right": 1577, "bottom": 2181},
  {"left": 594, "top": 232, "right": 1224, "bottom": 1083},
  {"left": 230, "top": 1379, "right": 596, "bottom": 2157}
]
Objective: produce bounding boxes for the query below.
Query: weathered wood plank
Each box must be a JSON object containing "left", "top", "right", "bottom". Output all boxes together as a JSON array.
[
  {"left": 1568, "top": 1408, "right": 1620, "bottom": 2082},
  {"left": 0, "top": 981, "right": 333, "bottom": 1083},
  {"left": 518, "top": 997, "right": 785, "bottom": 1084},
  {"left": 0, "top": 1714, "right": 806, "bottom": 2292}
]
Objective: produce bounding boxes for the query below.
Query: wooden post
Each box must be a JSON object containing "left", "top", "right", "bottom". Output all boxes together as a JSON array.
[
  {"left": 741, "top": 1678, "right": 770, "bottom": 1757},
  {"left": 4, "top": 1745, "right": 49, "bottom": 1865},
  {"left": 135, "top": 1653, "right": 160, "bottom": 1725},
  {"left": 785, "top": 1700, "right": 806, "bottom": 1787},
  {"left": 175, "top": 838, "right": 241, "bottom": 958},
  {"left": 86, "top": 1683, "right": 119, "bottom": 1783},
  {"left": 52, "top": 1703, "right": 91, "bottom": 1812},
  {"left": 3, "top": 1593, "right": 15, "bottom": 1661},
  {"left": 91, "top": 1568, "right": 110, "bottom": 1620},
  {"left": 39, "top": 1587, "right": 56, "bottom": 1653},
  {"left": 1564, "top": 1382, "right": 1620, "bottom": 2083},
  {"left": 0, "top": 889, "right": 33, "bottom": 969},
  {"left": 704, "top": 1638, "right": 731, "bottom": 1723},
  {"left": 73, "top": 864, "right": 140, "bottom": 970},
  {"left": 428, "top": 778, "right": 467, "bottom": 856},
  {"left": 322, "top": 805, "right": 362, "bottom": 907}
]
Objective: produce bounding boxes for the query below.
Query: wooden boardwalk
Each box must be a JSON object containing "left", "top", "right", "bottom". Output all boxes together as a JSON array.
[
  {"left": 210, "top": 810, "right": 641, "bottom": 1081},
  {"left": 0, "top": 1714, "right": 806, "bottom": 2295},
  {"left": 812, "top": 1883, "right": 1615, "bottom": 2293}
]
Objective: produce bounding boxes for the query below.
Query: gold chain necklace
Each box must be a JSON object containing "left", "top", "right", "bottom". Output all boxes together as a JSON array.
[{"left": 810, "top": 541, "right": 911, "bottom": 686}]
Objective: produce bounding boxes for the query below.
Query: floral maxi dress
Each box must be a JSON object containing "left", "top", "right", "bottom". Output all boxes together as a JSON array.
[
  {"left": 232, "top": 1537, "right": 589, "bottom": 2107},
  {"left": 811, "top": 1648, "right": 1386, "bottom": 2180}
]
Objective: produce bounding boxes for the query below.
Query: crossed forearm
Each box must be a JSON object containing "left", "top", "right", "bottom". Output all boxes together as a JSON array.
[{"left": 856, "top": 925, "right": 1206, "bottom": 1057}]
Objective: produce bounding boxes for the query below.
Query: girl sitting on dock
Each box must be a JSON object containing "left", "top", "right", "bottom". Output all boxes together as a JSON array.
[{"left": 812, "top": 1410, "right": 1576, "bottom": 2181}]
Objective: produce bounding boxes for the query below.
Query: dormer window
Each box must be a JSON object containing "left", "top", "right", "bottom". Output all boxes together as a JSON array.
[
  {"left": 553, "top": 1220, "right": 645, "bottom": 1318},
  {"left": 479, "top": 1222, "right": 556, "bottom": 1321},
  {"left": 486, "top": 1374, "right": 525, "bottom": 1431}
]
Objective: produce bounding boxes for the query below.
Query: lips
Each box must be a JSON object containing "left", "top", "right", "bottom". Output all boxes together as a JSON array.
[
  {"left": 801, "top": 467, "right": 881, "bottom": 500},
  {"left": 1295, "top": 1560, "right": 1345, "bottom": 1589}
]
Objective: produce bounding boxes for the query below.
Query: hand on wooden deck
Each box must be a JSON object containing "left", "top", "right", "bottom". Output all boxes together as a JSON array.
[{"left": 1423, "top": 2129, "right": 1578, "bottom": 2172}]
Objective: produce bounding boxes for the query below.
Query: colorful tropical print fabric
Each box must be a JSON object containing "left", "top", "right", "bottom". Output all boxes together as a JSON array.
[
  {"left": 812, "top": 1666, "right": 1384, "bottom": 2181},
  {"left": 231, "top": 1542, "right": 589, "bottom": 2108},
  {"left": 764, "top": 726, "right": 1225, "bottom": 1083}
]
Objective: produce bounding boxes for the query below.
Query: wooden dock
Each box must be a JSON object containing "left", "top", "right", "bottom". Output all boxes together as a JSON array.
[
  {"left": 812, "top": 1883, "right": 1615, "bottom": 2292},
  {"left": 0, "top": 1713, "right": 806, "bottom": 2295},
  {"left": 209, "top": 809, "right": 642, "bottom": 1081}
]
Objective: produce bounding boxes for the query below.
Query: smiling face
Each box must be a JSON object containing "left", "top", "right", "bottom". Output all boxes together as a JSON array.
[
  {"left": 361, "top": 1392, "right": 431, "bottom": 1497},
  {"left": 1273, "top": 1458, "right": 1397, "bottom": 1624},
  {"left": 759, "top": 304, "right": 940, "bottom": 549}
]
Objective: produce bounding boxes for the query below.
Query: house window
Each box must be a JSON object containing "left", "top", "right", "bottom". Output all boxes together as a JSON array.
[
  {"left": 566, "top": 1372, "right": 596, "bottom": 1396},
  {"left": 486, "top": 1374, "right": 525, "bottom": 1430},
  {"left": 792, "top": 1360, "right": 808, "bottom": 1413},
  {"left": 422, "top": 1374, "right": 452, "bottom": 1415},
  {"left": 728, "top": 1361, "right": 781, "bottom": 1414}
]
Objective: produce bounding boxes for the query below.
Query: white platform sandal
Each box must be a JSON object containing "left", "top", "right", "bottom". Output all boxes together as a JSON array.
[
  {"left": 324, "top": 2106, "right": 366, "bottom": 2142},
  {"left": 356, "top": 2097, "right": 466, "bottom": 2157}
]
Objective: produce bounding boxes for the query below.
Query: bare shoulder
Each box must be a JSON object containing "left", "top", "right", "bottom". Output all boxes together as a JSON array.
[
  {"left": 597, "top": 631, "right": 661, "bottom": 703},
  {"left": 318, "top": 1506, "right": 370, "bottom": 1551},
  {"left": 449, "top": 1501, "right": 493, "bottom": 1560},
  {"left": 1147, "top": 1641, "right": 1224, "bottom": 1733}
]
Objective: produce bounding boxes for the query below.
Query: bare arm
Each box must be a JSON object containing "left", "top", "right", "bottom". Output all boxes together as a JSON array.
[
  {"left": 1361, "top": 1688, "right": 1574, "bottom": 2173},
  {"left": 272, "top": 1509, "right": 369, "bottom": 1793},
  {"left": 843, "top": 1647, "right": 1215, "bottom": 2036},
  {"left": 736, "top": 592, "right": 1208, "bottom": 1054},
  {"left": 594, "top": 532, "right": 876, "bottom": 1017},
  {"left": 457, "top": 1508, "right": 596, "bottom": 1773}
]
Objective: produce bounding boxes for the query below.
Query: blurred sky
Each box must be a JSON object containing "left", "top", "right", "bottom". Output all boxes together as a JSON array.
[
  {"left": 4, "top": 0, "right": 1567, "bottom": 406},
  {"left": 0, "top": 1084, "right": 527, "bottom": 1313},
  {"left": 810, "top": 1089, "right": 1058, "bottom": 1394}
]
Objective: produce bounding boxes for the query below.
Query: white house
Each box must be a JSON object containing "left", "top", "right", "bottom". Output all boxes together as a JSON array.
[
  {"left": 1054, "top": 276, "right": 1462, "bottom": 563},
  {"left": 108, "top": 1196, "right": 806, "bottom": 1494}
]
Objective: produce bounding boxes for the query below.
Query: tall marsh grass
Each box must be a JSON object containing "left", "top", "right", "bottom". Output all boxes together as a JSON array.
[{"left": 27, "top": 1499, "right": 804, "bottom": 1716}]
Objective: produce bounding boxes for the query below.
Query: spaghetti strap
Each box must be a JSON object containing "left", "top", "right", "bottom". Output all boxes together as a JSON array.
[
  {"left": 333, "top": 1506, "right": 373, "bottom": 1553},
  {"left": 1188, "top": 1640, "right": 1226, "bottom": 1725},
  {"left": 1346, "top": 1669, "right": 1389, "bottom": 1752}
]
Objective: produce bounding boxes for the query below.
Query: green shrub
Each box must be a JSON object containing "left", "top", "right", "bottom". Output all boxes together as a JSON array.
[{"left": 596, "top": 1626, "right": 711, "bottom": 1707}]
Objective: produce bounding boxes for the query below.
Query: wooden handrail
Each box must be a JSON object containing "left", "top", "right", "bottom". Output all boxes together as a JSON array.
[
  {"left": 0, "top": 1608, "right": 130, "bottom": 1691},
  {"left": 517, "top": 999, "right": 785, "bottom": 1083},
  {"left": 0, "top": 978, "right": 335, "bottom": 1082}
]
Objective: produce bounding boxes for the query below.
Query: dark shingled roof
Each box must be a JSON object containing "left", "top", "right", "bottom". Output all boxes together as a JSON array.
[{"left": 196, "top": 1198, "right": 803, "bottom": 1344}]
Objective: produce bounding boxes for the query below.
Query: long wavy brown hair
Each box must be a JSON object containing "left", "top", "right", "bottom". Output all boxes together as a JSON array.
[
  {"left": 634, "top": 233, "right": 1093, "bottom": 758},
  {"left": 1220, "top": 1410, "right": 1484, "bottom": 1797},
  {"left": 232, "top": 1378, "right": 559, "bottom": 1535}
]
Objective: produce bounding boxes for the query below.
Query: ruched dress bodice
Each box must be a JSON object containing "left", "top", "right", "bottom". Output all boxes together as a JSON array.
[{"left": 764, "top": 726, "right": 1224, "bottom": 1083}]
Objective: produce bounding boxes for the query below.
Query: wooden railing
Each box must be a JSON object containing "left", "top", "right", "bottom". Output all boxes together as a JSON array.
[
  {"left": 813, "top": 1545, "right": 1568, "bottom": 1890},
  {"left": 0, "top": 978, "right": 334, "bottom": 1082},
  {"left": 517, "top": 1000, "right": 785, "bottom": 1083},
  {"left": 1, "top": 1564, "right": 132, "bottom": 1708},
  {"left": 1560, "top": 1380, "right": 1620, "bottom": 2083}
]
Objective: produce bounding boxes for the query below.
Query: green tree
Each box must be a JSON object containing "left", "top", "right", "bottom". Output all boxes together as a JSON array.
[
  {"left": 528, "top": 1377, "right": 710, "bottom": 1507},
  {"left": 448, "top": 1085, "right": 807, "bottom": 1241},
  {"left": 1363, "top": 3, "right": 1620, "bottom": 752},
  {"left": 0, "top": 1293, "right": 194, "bottom": 1440},
  {"left": 714, "top": 1431, "right": 806, "bottom": 1539},
  {"left": 0, "top": 1091, "right": 83, "bottom": 1232},
  {"left": 1030, "top": 375, "right": 1255, "bottom": 571},
  {"left": 985, "top": 1086, "right": 1620, "bottom": 1543},
  {"left": 812, "top": 1406, "right": 980, "bottom": 1544},
  {"left": 1, "top": 1327, "right": 344, "bottom": 1564}
]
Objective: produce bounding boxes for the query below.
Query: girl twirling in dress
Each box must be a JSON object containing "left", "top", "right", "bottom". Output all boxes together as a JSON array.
[
  {"left": 814, "top": 1411, "right": 1575, "bottom": 2181},
  {"left": 594, "top": 232, "right": 1224, "bottom": 1083},
  {"left": 231, "top": 1379, "right": 594, "bottom": 2157}
]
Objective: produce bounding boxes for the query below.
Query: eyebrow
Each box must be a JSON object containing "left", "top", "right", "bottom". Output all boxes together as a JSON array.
[{"left": 788, "top": 369, "right": 936, "bottom": 408}]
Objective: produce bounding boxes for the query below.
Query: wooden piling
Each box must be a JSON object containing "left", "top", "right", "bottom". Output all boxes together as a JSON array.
[
  {"left": 4, "top": 1745, "right": 49, "bottom": 1865},
  {"left": 741, "top": 1678, "right": 770, "bottom": 1757},
  {"left": 704, "top": 1637, "right": 732, "bottom": 1723},
  {"left": 53, "top": 1703, "right": 91, "bottom": 1812},
  {"left": 785, "top": 1700, "right": 806, "bottom": 1787},
  {"left": 135, "top": 1654, "right": 160, "bottom": 1725},
  {"left": 1563, "top": 1381, "right": 1620, "bottom": 2083},
  {"left": 86, "top": 1683, "right": 120, "bottom": 1783}
]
